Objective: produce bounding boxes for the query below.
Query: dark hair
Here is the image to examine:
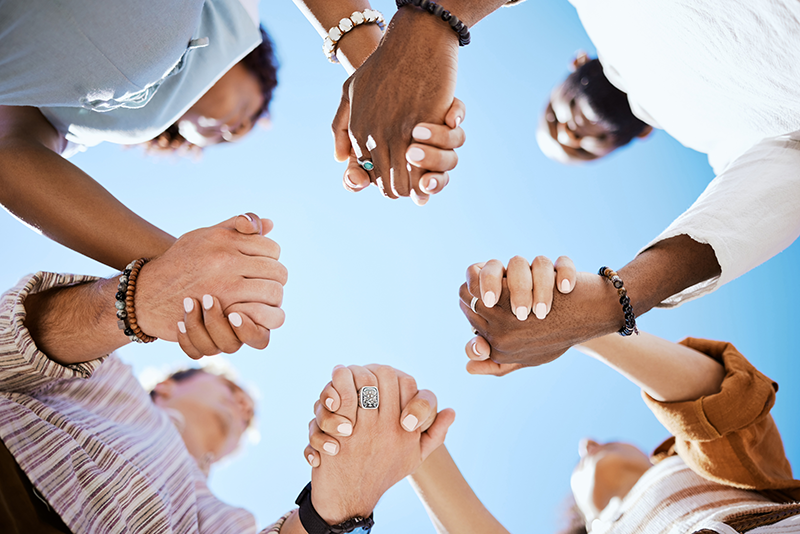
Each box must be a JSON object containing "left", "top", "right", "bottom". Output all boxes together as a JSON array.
[
  {"left": 142, "top": 24, "right": 279, "bottom": 155},
  {"left": 149, "top": 368, "right": 206, "bottom": 400},
  {"left": 556, "top": 496, "right": 588, "bottom": 534},
  {"left": 562, "top": 58, "right": 648, "bottom": 147}
]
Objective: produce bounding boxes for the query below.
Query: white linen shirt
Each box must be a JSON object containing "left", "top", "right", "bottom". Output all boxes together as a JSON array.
[
  {"left": 568, "top": 0, "right": 800, "bottom": 306},
  {"left": 0, "top": 272, "right": 289, "bottom": 533}
]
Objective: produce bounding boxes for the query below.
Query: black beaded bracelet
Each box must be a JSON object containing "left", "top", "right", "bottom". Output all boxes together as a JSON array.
[
  {"left": 598, "top": 266, "right": 639, "bottom": 337},
  {"left": 396, "top": 0, "right": 471, "bottom": 46},
  {"left": 115, "top": 259, "right": 156, "bottom": 344}
]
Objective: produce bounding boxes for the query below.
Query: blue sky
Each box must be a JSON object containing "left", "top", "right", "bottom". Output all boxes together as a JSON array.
[{"left": 1, "top": 1, "right": 797, "bottom": 532}]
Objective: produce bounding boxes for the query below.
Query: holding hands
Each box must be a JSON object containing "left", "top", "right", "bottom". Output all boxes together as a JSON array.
[{"left": 304, "top": 365, "right": 455, "bottom": 525}]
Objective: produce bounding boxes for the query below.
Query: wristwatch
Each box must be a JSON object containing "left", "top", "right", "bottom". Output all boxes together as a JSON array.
[{"left": 295, "top": 482, "right": 374, "bottom": 534}]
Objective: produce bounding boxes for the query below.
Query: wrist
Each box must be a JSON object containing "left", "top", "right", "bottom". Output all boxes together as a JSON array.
[
  {"left": 336, "top": 23, "right": 384, "bottom": 72},
  {"left": 389, "top": 5, "right": 460, "bottom": 51},
  {"left": 311, "top": 488, "right": 374, "bottom": 526}
]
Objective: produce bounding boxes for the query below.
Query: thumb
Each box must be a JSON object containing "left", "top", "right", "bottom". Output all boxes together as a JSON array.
[
  {"left": 332, "top": 82, "right": 353, "bottom": 163},
  {"left": 214, "top": 213, "right": 271, "bottom": 236},
  {"left": 420, "top": 408, "right": 456, "bottom": 461}
]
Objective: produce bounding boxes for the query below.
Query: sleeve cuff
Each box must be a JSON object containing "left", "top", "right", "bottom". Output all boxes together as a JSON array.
[
  {"left": 642, "top": 338, "right": 777, "bottom": 441},
  {"left": 0, "top": 272, "right": 105, "bottom": 394}
]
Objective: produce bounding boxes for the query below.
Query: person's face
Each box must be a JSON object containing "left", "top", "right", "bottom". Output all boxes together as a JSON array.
[
  {"left": 570, "top": 439, "right": 653, "bottom": 525},
  {"left": 177, "top": 62, "right": 264, "bottom": 147},
  {"left": 536, "top": 82, "right": 622, "bottom": 164},
  {"left": 156, "top": 373, "right": 255, "bottom": 461}
]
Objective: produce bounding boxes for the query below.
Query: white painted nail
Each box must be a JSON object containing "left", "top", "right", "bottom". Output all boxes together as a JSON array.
[
  {"left": 515, "top": 306, "right": 528, "bottom": 321},
  {"left": 183, "top": 297, "right": 194, "bottom": 313},
  {"left": 178, "top": 321, "right": 186, "bottom": 334},
  {"left": 422, "top": 177, "right": 438, "bottom": 193},
  {"left": 307, "top": 454, "right": 315, "bottom": 466},
  {"left": 323, "top": 442, "right": 337, "bottom": 455},
  {"left": 562, "top": 279, "right": 571, "bottom": 292},
  {"left": 534, "top": 302, "right": 547, "bottom": 320},
  {"left": 344, "top": 173, "right": 358, "bottom": 189},
  {"left": 325, "top": 398, "right": 334, "bottom": 410},
  {"left": 202, "top": 294, "right": 213, "bottom": 310},
  {"left": 412, "top": 126, "right": 432, "bottom": 140},
  {"left": 242, "top": 213, "right": 253, "bottom": 222},
  {"left": 407, "top": 147, "right": 425, "bottom": 162},
  {"left": 402, "top": 414, "right": 419, "bottom": 432},
  {"left": 472, "top": 341, "right": 481, "bottom": 356},
  {"left": 337, "top": 423, "right": 352, "bottom": 436},
  {"left": 455, "top": 116, "right": 463, "bottom": 128},
  {"left": 228, "top": 312, "right": 243, "bottom": 327},
  {"left": 483, "top": 291, "right": 497, "bottom": 308}
]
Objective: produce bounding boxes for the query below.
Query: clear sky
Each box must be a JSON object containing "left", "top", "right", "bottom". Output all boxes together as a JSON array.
[{"left": 1, "top": 1, "right": 797, "bottom": 532}]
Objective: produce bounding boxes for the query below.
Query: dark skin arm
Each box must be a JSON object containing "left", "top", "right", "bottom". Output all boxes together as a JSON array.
[
  {"left": 0, "top": 105, "right": 176, "bottom": 270},
  {"left": 461, "top": 235, "right": 721, "bottom": 367}
]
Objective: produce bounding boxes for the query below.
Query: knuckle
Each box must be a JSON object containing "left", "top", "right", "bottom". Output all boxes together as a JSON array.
[{"left": 533, "top": 255, "right": 554, "bottom": 269}]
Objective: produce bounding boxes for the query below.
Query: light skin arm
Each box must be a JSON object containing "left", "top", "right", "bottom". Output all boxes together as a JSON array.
[
  {"left": 576, "top": 332, "right": 725, "bottom": 402},
  {"left": 0, "top": 106, "right": 176, "bottom": 271}
]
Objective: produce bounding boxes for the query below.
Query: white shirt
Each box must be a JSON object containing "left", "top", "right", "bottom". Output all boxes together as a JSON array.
[{"left": 569, "top": 0, "right": 800, "bottom": 306}]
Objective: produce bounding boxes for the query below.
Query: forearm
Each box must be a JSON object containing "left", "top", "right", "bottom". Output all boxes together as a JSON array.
[
  {"left": 23, "top": 277, "right": 131, "bottom": 364},
  {"left": 577, "top": 331, "right": 725, "bottom": 402},
  {"left": 0, "top": 107, "right": 175, "bottom": 270},
  {"left": 409, "top": 446, "right": 510, "bottom": 534}
]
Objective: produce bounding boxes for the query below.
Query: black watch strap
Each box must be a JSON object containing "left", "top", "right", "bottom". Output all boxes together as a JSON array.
[{"left": 295, "top": 482, "right": 375, "bottom": 534}]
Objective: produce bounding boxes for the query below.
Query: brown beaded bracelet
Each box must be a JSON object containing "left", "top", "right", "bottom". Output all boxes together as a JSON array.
[
  {"left": 115, "top": 258, "right": 156, "bottom": 344},
  {"left": 598, "top": 266, "right": 639, "bottom": 337},
  {"left": 396, "top": 0, "right": 471, "bottom": 46}
]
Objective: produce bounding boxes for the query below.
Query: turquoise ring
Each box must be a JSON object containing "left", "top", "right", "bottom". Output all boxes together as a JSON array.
[{"left": 358, "top": 159, "right": 374, "bottom": 172}]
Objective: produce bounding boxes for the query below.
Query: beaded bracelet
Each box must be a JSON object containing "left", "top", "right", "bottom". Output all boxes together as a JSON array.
[
  {"left": 396, "top": 0, "right": 471, "bottom": 46},
  {"left": 598, "top": 266, "right": 639, "bottom": 337},
  {"left": 323, "top": 9, "right": 386, "bottom": 64},
  {"left": 115, "top": 259, "right": 157, "bottom": 344}
]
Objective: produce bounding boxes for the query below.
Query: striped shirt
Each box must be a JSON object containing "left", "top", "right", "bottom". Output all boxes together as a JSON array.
[{"left": 0, "top": 272, "right": 290, "bottom": 533}]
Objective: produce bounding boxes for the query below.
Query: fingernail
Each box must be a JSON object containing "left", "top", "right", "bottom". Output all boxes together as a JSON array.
[
  {"left": 534, "top": 302, "right": 547, "bottom": 320},
  {"left": 402, "top": 414, "right": 419, "bottom": 432},
  {"left": 242, "top": 213, "right": 253, "bottom": 222},
  {"left": 455, "top": 116, "right": 463, "bottom": 128},
  {"left": 325, "top": 398, "right": 334, "bottom": 410},
  {"left": 228, "top": 312, "right": 243, "bottom": 327},
  {"left": 515, "top": 306, "right": 528, "bottom": 321},
  {"left": 202, "top": 294, "right": 213, "bottom": 310},
  {"left": 307, "top": 454, "right": 315, "bottom": 466},
  {"left": 562, "top": 279, "right": 571, "bottom": 292},
  {"left": 422, "top": 177, "right": 438, "bottom": 193},
  {"left": 410, "top": 189, "right": 428, "bottom": 206},
  {"left": 178, "top": 321, "right": 186, "bottom": 334},
  {"left": 472, "top": 341, "right": 482, "bottom": 356},
  {"left": 333, "top": 364, "right": 345, "bottom": 371},
  {"left": 406, "top": 147, "right": 425, "bottom": 162},
  {"left": 412, "top": 126, "right": 432, "bottom": 140},
  {"left": 483, "top": 291, "right": 497, "bottom": 308},
  {"left": 183, "top": 297, "right": 193, "bottom": 313},
  {"left": 323, "top": 442, "right": 338, "bottom": 455},
  {"left": 344, "top": 172, "right": 357, "bottom": 189},
  {"left": 337, "top": 423, "right": 352, "bottom": 436}
]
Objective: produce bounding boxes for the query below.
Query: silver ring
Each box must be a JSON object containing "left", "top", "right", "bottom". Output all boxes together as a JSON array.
[
  {"left": 470, "top": 296, "right": 479, "bottom": 314},
  {"left": 358, "top": 386, "right": 379, "bottom": 409},
  {"left": 357, "top": 158, "right": 374, "bottom": 171}
]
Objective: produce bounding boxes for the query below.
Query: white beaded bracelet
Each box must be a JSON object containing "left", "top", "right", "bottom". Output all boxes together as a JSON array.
[{"left": 323, "top": 9, "right": 386, "bottom": 64}]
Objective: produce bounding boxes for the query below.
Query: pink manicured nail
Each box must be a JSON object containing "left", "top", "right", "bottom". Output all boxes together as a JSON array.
[
  {"left": 177, "top": 321, "right": 186, "bottom": 334},
  {"left": 515, "top": 306, "right": 528, "bottom": 321},
  {"left": 323, "top": 442, "right": 338, "bottom": 455},
  {"left": 228, "top": 312, "right": 243, "bottom": 327},
  {"left": 483, "top": 291, "right": 497, "bottom": 308},
  {"left": 202, "top": 294, "right": 213, "bottom": 310},
  {"left": 344, "top": 173, "right": 357, "bottom": 189},
  {"left": 472, "top": 341, "right": 482, "bottom": 356},
  {"left": 562, "top": 279, "right": 571, "bottom": 292},
  {"left": 325, "top": 398, "right": 334, "bottom": 410},
  {"left": 406, "top": 147, "right": 425, "bottom": 162},
  {"left": 183, "top": 298, "right": 193, "bottom": 313},
  {"left": 412, "top": 126, "right": 432, "bottom": 140},
  {"left": 242, "top": 213, "right": 253, "bottom": 222},
  {"left": 337, "top": 423, "right": 352, "bottom": 436},
  {"left": 534, "top": 302, "right": 547, "bottom": 320},
  {"left": 402, "top": 414, "right": 418, "bottom": 432},
  {"left": 422, "top": 178, "right": 438, "bottom": 193},
  {"left": 307, "top": 454, "right": 315, "bottom": 466},
  {"left": 455, "top": 116, "right": 463, "bottom": 128}
]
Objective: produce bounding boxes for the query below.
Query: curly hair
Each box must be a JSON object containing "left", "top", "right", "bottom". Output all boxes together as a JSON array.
[{"left": 142, "top": 25, "right": 278, "bottom": 155}]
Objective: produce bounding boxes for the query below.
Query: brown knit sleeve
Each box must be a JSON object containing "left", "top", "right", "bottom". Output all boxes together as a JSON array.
[{"left": 643, "top": 338, "right": 800, "bottom": 501}]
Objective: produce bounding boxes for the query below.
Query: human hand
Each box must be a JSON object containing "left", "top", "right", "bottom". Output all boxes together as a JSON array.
[
  {"left": 460, "top": 255, "right": 620, "bottom": 373},
  {"left": 304, "top": 364, "right": 455, "bottom": 524},
  {"left": 332, "top": 7, "right": 460, "bottom": 202},
  {"left": 340, "top": 98, "right": 466, "bottom": 206},
  {"left": 134, "top": 213, "right": 287, "bottom": 348}
]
